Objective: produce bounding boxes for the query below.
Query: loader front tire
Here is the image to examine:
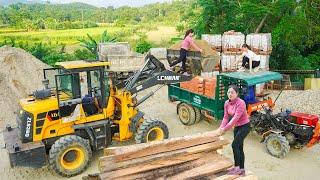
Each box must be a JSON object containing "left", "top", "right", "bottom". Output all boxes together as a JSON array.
[
  {"left": 135, "top": 119, "right": 169, "bottom": 143},
  {"left": 49, "top": 135, "right": 92, "bottom": 177}
]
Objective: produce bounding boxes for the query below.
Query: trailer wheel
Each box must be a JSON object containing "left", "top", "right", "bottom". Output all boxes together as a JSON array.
[
  {"left": 177, "top": 103, "right": 196, "bottom": 125},
  {"left": 194, "top": 107, "right": 202, "bottom": 123},
  {"left": 49, "top": 135, "right": 92, "bottom": 177},
  {"left": 265, "top": 133, "right": 290, "bottom": 158},
  {"left": 135, "top": 119, "right": 169, "bottom": 143}
]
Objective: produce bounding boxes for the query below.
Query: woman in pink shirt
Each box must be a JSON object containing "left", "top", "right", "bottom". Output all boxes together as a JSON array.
[
  {"left": 169, "top": 29, "right": 202, "bottom": 73},
  {"left": 216, "top": 85, "right": 250, "bottom": 176}
]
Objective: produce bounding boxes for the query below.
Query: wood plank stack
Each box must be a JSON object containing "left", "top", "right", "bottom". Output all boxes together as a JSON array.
[{"left": 93, "top": 131, "right": 257, "bottom": 180}]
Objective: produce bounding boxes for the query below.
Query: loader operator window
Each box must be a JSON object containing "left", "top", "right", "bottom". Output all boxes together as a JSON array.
[
  {"left": 81, "top": 69, "right": 109, "bottom": 116},
  {"left": 56, "top": 73, "right": 81, "bottom": 117},
  {"left": 89, "top": 70, "right": 103, "bottom": 107},
  {"left": 59, "top": 74, "right": 81, "bottom": 99}
]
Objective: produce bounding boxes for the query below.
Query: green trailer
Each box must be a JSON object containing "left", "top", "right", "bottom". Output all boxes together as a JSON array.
[{"left": 168, "top": 71, "right": 282, "bottom": 125}]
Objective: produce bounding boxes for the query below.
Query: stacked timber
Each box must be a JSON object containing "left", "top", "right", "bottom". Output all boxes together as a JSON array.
[{"left": 95, "top": 131, "right": 257, "bottom": 180}]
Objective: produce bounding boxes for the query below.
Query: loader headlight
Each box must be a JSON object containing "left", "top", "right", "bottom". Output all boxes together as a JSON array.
[{"left": 132, "top": 97, "right": 138, "bottom": 105}]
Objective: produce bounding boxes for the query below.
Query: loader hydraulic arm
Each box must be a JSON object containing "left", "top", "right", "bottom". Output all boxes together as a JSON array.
[
  {"left": 124, "top": 55, "right": 192, "bottom": 106},
  {"left": 124, "top": 55, "right": 192, "bottom": 94}
]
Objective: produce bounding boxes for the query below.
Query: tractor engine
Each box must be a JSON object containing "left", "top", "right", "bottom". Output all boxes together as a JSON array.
[{"left": 251, "top": 109, "right": 318, "bottom": 146}]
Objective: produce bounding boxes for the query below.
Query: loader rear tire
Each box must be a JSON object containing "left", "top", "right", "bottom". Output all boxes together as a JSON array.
[
  {"left": 177, "top": 103, "right": 196, "bottom": 125},
  {"left": 135, "top": 119, "right": 169, "bottom": 143},
  {"left": 49, "top": 135, "right": 92, "bottom": 177},
  {"left": 265, "top": 133, "right": 290, "bottom": 158}
]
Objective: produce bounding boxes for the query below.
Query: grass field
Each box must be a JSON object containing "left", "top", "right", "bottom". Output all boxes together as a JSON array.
[
  {"left": 0, "top": 25, "right": 179, "bottom": 50},
  {"left": 0, "top": 26, "right": 132, "bottom": 45}
]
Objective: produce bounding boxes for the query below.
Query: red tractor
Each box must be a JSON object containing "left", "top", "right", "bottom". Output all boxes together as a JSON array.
[{"left": 250, "top": 107, "right": 320, "bottom": 158}]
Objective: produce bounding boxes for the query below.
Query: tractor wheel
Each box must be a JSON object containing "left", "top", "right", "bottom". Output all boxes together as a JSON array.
[
  {"left": 194, "top": 107, "right": 202, "bottom": 123},
  {"left": 285, "top": 132, "right": 296, "bottom": 145},
  {"left": 135, "top": 119, "right": 169, "bottom": 143},
  {"left": 265, "top": 133, "right": 290, "bottom": 158},
  {"left": 177, "top": 103, "right": 196, "bottom": 125},
  {"left": 49, "top": 135, "right": 92, "bottom": 177}
]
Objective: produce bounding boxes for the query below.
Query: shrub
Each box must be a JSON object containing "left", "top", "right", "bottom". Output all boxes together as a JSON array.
[
  {"left": 135, "top": 40, "right": 153, "bottom": 54},
  {"left": 74, "top": 49, "right": 96, "bottom": 60}
]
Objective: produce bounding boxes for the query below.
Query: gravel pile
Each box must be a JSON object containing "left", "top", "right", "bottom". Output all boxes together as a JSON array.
[{"left": 269, "top": 90, "right": 320, "bottom": 115}]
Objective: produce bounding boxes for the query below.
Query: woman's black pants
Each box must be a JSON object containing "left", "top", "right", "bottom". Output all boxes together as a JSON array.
[
  {"left": 242, "top": 56, "right": 260, "bottom": 69},
  {"left": 170, "top": 48, "right": 187, "bottom": 71},
  {"left": 232, "top": 123, "right": 250, "bottom": 169}
]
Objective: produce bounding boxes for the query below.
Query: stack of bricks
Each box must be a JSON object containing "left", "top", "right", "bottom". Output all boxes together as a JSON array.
[
  {"left": 181, "top": 76, "right": 217, "bottom": 98},
  {"left": 204, "top": 77, "right": 217, "bottom": 98},
  {"left": 180, "top": 76, "right": 205, "bottom": 95}
]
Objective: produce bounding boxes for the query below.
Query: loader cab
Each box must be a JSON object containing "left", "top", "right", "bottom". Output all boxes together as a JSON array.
[{"left": 53, "top": 61, "right": 110, "bottom": 118}]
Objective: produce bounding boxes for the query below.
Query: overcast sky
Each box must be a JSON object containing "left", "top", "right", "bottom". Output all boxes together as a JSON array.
[{"left": 49, "top": 0, "right": 173, "bottom": 7}]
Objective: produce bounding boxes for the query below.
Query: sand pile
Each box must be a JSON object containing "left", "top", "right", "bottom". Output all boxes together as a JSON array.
[{"left": 0, "top": 46, "right": 50, "bottom": 129}]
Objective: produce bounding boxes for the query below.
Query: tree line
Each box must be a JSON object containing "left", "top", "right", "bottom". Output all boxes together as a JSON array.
[
  {"left": 0, "top": 1, "right": 193, "bottom": 30},
  {"left": 183, "top": 0, "right": 320, "bottom": 71}
]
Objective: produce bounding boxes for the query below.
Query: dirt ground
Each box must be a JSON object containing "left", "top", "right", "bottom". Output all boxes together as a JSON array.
[
  {"left": 0, "top": 87, "right": 319, "bottom": 180},
  {"left": 0, "top": 48, "right": 319, "bottom": 180}
]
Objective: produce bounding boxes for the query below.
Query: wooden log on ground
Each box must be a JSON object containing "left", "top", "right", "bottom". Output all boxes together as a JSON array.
[
  {"left": 101, "top": 131, "right": 221, "bottom": 166},
  {"left": 99, "top": 153, "right": 202, "bottom": 179},
  {"left": 103, "top": 131, "right": 221, "bottom": 157},
  {"left": 166, "top": 154, "right": 233, "bottom": 180},
  {"left": 118, "top": 156, "right": 209, "bottom": 180},
  {"left": 99, "top": 140, "right": 229, "bottom": 172}
]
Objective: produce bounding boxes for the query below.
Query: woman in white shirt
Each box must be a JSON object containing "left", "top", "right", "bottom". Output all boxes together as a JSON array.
[{"left": 237, "top": 44, "right": 260, "bottom": 72}]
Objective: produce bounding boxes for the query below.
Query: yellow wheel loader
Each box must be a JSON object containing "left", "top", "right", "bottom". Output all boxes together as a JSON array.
[{"left": 3, "top": 55, "right": 192, "bottom": 177}]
